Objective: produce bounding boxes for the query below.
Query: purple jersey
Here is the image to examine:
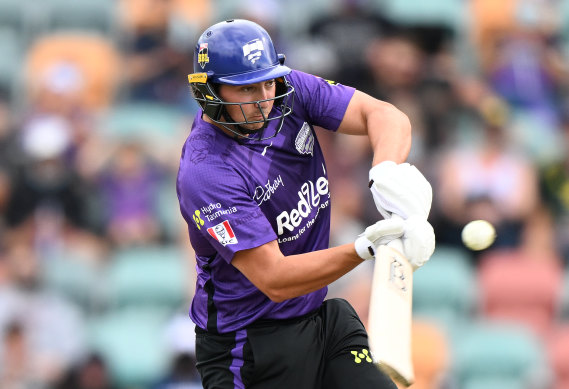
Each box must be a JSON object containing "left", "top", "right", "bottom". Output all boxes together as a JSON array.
[{"left": 177, "top": 70, "right": 355, "bottom": 333}]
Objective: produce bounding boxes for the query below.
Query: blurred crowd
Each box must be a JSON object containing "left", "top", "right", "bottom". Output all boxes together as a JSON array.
[{"left": 0, "top": 0, "right": 569, "bottom": 388}]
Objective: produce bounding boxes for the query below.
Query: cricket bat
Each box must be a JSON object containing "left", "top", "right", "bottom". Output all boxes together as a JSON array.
[{"left": 368, "top": 240, "right": 414, "bottom": 387}]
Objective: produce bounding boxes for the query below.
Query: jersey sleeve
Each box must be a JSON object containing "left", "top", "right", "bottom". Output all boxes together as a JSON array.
[
  {"left": 177, "top": 159, "right": 277, "bottom": 263},
  {"left": 288, "top": 70, "right": 356, "bottom": 131}
]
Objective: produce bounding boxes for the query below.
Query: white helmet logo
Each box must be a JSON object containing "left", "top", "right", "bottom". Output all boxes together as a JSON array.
[{"left": 243, "top": 39, "right": 264, "bottom": 64}]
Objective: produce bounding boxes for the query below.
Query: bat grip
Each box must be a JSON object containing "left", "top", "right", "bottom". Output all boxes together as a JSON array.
[{"left": 386, "top": 214, "right": 404, "bottom": 253}]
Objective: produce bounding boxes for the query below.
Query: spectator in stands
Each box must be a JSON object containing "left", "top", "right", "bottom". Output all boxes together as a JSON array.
[
  {"left": 0, "top": 243, "right": 86, "bottom": 388},
  {"left": 539, "top": 108, "right": 569, "bottom": 263},
  {"left": 153, "top": 314, "right": 201, "bottom": 389},
  {"left": 120, "top": 0, "right": 194, "bottom": 107},
  {"left": 5, "top": 116, "right": 94, "bottom": 238},
  {"left": 96, "top": 140, "right": 166, "bottom": 247},
  {"left": 54, "top": 353, "right": 117, "bottom": 389},
  {"left": 306, "top": 0, "right": 393, "bottom": 91},
  {"left": 434, "top": 95, "right": 540, "bottom": 251}
]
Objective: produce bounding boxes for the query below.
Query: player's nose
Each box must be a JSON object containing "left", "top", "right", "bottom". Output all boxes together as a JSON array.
[{"left": 256, "top": 96, "right": 271, "bottom": 112}]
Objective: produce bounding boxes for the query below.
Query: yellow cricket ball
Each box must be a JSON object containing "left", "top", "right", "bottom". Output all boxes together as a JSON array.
[{"left": 461, "top": 220, "right": 496, "bottom": 251}]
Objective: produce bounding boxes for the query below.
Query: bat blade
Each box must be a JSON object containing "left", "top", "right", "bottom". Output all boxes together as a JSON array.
[{"left": 368, "top": 244, "right": 414, "bottom": 387}]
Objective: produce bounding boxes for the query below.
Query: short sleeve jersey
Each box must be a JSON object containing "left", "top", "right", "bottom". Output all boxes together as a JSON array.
[{"left": 177, "top": 70, "right": 355, "bottom": 333}]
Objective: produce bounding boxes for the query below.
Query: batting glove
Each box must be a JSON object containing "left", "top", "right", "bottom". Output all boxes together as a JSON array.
[
  {"left": 355, "top": 217, "right": 405, "bottom": 260},
  {"left": 368, "top": 161, "right": 432, "bottom": 220},
  {"left": 355, "top": 215, "right": 435, "bottom": 270},
  {"left": 400, "top": 215, "right": 436, "bottom": 270}
]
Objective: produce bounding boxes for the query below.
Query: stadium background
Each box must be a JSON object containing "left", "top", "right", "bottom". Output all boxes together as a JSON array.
[{"left": 0, "top": 0, "right": 568, "bottom": 388}]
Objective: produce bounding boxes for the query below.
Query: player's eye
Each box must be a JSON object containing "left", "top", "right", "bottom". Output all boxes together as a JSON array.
[{"left": 265, "top": 80, "right": 275, "bottom": 87}]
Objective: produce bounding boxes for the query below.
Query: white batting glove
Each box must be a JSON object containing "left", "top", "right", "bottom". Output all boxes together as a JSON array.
[
  {"left": 369, "top": 161, "right": 432, "bottom": 220},
  {"left": 355, "top": 217, "right": 405, "bottom": 260},
  {"left": 355, "top": 215, "right": 435, "bottom": 269},
  {"left": 400, "top": 215, "right": 436, "bottom": 270}
]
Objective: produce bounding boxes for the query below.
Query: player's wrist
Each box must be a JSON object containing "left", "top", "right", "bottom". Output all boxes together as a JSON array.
[
  {"left": 368, "top": 160, "right": 397, "bottom": 185},
  {"left": 355, "top": 218, "right": 405, "bottom": 261},
  {"left": 354, "top": 235, "right": 375, "bottom": 260}
]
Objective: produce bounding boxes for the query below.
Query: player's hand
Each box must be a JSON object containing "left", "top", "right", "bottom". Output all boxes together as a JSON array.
[
  {"left": 355, "top": 216, "right": 435, "bottom": 268},
  {"left": 355, "top": 218, "right": 405, "bottom": 260},
  {"left": 368, "top": 161, "right": 432, "bottom": 219},
  {"left": 399, "top": 215, "right": 435, "bottom": 270}
]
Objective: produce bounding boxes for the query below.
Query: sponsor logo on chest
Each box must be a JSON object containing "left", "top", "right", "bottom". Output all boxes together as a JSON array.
[
  {"left": 253, "top": 175, "right": 284, "bottom": 206},
  {"left": 276, "top": 175, "right": 329, "bottom": 237}
]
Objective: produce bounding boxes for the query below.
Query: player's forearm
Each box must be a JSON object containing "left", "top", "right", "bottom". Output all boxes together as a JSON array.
[
  {"left": 266, "top": 244, "right": 363, "bottom": 302},
  {"left": 233, "top": 242, "right": 363, "bottom": 303},
  {"left": 367, "top": 103, "right": 412, "bottom": 165}
]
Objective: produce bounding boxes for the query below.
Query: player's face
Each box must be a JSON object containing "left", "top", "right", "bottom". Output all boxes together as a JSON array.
[{"left": 219, "top": 80, "right": 276, "bottom": 131}]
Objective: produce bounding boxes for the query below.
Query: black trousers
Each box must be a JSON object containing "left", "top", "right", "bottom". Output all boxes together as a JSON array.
[{"left": 195, "top": 298, "right": 397, "bottom": 389}]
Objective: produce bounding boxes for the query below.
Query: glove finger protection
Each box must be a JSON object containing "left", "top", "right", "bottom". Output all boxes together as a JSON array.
[
  {"left": 400, "top": 215, "right": 436, "bottom": 270},
  {"left": 355, "top": 217, "right": 405, "bottom": 260},
  {"left": 369, "top": 161, "right": 432, "bottom": 219}
]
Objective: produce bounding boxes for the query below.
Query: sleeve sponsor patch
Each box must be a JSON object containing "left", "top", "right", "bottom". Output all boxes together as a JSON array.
[{"left": 207, "top": 220, "right": 238, "bottom": 246}]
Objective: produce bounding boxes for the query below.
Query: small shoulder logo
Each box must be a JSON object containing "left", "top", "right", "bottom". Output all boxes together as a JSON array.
[
  {"left": 295, "top": 122, "right": 314, "bottom": 156},
  {"left": 351, "top": 349, "right": 372, "bottom": 364},
  {"left": 193, "top": 210, "right": 205, "bottom": 230},
  {"left": 207, "top": 220, "right": 238, "bottom": 246},
  {"left": 243, "top": 39, "right": 264, "bottom": 64},
  {"left": 198, "top": 43, "right": 209, "bottom": 69}
]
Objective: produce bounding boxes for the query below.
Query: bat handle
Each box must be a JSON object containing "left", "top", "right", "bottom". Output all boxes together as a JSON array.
[{"left": 387, "top": 214, "right": 404, "bottom": 253}]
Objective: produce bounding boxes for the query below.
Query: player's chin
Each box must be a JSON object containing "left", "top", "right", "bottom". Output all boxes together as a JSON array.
[{"left": 243, "top": 121, "right": 266, "bottom": 131}]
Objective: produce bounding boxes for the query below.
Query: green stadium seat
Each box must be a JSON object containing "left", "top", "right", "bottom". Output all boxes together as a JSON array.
[
  {"left": 0, "top": 0, "right": 25, "bottom": 32},
  {"left": 156, "top": 177, "right": 185, "bottom": 241},
  {"left": 105, "top": 245, "right": 190, "bottom": 312},
  {"left": 41, "top": 254, "right": 105, "bottom": 314},
  {"left": 559, "top": 0, "right": 569, "bottom": 55},
  {"left": 374, "top": 0, "right": 468, "bottom": 32},
  {"left": 412, "top": 245, "right": 477, "bottom": 336},
  {"left": 100, "top": 102, "right": 188, "bottom": 144},
  {"left": 44, "top": 0, "right": 118, "bottom": 36},
  {"left": 451, "top": 320, "right": 552, "bottom": 389},
  {"left": 0, "top": 28, "right": 23, "bottom": 97},
  {"left": 87, "top": 308, "right": 172, "bottom": 387}
]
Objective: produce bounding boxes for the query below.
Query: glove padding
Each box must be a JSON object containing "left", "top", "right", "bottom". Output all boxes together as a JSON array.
[
  {"left": 399, "top": 215, "right": 436, "bottom": 270},
  {"left": 355, "top": 215, "right": 435, "bottom": 270},
  {"left": 355, "top": 217, "right": 405, "bottom": 260},
  {"left": 369, "top": 161, "right": 432, "bottom": 220}
]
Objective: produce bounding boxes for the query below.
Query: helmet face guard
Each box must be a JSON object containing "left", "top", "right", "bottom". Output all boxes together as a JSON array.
[
  {"left": 188, "top": 19, "right": 295, "bottom": 141},
  {"left": 189, "top": 73, "right": 295, "bottom": 140}
]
